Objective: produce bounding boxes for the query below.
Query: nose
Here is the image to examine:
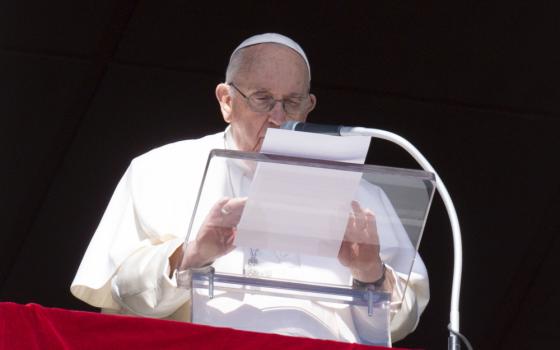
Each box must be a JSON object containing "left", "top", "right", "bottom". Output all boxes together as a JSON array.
[{"left": 268, "top": 100, "right": 288, "bottom": 126}]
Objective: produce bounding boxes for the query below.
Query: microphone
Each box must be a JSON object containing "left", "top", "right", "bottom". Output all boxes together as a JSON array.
[{"left": 281, "top": 121, "right": 346, "bottom": 136}]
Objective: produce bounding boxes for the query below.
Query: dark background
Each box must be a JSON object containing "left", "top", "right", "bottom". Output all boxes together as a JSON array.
[{"left": 1, "top": 1, "right": 559, "bottom": 348}]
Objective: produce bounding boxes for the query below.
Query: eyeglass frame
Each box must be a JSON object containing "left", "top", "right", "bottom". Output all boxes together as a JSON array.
[{"left": 227, "top": 82, "right": 311, "bottom": 115}]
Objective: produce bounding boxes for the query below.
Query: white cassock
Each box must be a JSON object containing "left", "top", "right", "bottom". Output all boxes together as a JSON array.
[{"left": 71, "top": 128, "right": 430, "bottom": 344}]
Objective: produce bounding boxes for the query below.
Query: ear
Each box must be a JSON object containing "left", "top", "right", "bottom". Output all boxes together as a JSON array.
[
  {"left": 304, "top": 93, "right": 317, "bottom": 121},
  {"left": 216, "top": 83, "right": 233, "bottom": 123}
]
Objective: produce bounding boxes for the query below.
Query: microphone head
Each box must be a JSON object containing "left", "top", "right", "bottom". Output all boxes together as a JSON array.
[
  {"left": 280, "top": 121, "right": 343, "bottom": 136},
  {"left": 281, "top": 120, "right": 301, "bottom": 130}
]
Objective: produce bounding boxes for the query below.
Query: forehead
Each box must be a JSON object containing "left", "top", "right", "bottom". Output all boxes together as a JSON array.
[{"left": 235, "top": 44, "right": 309, "bottom": 94}]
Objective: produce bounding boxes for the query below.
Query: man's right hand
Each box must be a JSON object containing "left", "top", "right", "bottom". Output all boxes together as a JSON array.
[{"left": 175, "top": 197, "right": 246, "bottom": 271}]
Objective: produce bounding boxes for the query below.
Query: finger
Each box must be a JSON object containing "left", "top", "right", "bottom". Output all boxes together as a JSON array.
[
  {"left": 221, "top": 197, "right": 247, "bottom": 225},
  {"left": 352, "top": 201, "right": 367, "bottom": 233},
  {"left": 212, "top": 197, "right": 231, "bottom": 216},
  {"left": 220, "top": 206, "right": 231, "bottom": 215},
  {"left": 224, "top": 229, "right": 237, "bottom": 255},
  {"left": 218, "top": 197, "right": 231, "bottom": 205},
  {"left": 337, "top": 240, "right": 352, "bottom": 266},
  {"left": 224, "top": 197, "right": 247, "bottom": 213},
  {"left": 220, "top": 197, "right": 247, "bottom": 217},
  {"left": 343, "top": 211, "right": 356, "bottom": 242},
  {"left": 215, "top": 228, "right": 236, "bottom": 258},
  {"left": 364, "top": 210, "right": 380, "bottom": 245},
  {"left": 225, "top": 227, "right": 237, "bottom": 246},
  {"left": 204, "top": 197, "right": 232, "bottom": 225}
]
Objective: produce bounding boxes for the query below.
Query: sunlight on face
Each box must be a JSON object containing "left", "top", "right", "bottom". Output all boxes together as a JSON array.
[{"left": 227, "top": 44, "right": 315, "bottom": 152}]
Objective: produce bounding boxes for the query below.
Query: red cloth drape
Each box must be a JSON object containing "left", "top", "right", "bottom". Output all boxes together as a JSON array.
[{"left": 0, "top": 302, "right": 409, "bottom": 350}]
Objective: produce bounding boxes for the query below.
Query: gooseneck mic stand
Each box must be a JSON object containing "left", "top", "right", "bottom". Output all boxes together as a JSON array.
[{"left": 282, "top": 121, "right": 472, "bottom": 350}]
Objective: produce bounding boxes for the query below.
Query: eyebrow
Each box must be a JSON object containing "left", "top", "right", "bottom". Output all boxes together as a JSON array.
[{"left": 252, "top": 89, "right": 306, "bottom": 99}]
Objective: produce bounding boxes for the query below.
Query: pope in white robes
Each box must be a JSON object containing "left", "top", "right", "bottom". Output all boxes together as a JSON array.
[{"left": 71, "top": 33, "right": 429, "bottom": 345}]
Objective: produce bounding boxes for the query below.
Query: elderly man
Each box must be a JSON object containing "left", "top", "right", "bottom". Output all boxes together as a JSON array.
[{"left": 71, "top": 33, "right": 429, "bottom": 344}]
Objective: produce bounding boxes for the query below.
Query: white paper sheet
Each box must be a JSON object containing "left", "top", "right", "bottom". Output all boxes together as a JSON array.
[
  {"left": 260, "top": 128, "right": 370, "bottom": 164},
  {"left": 234, "top": 129, "right": 371, "bottom": 257}
]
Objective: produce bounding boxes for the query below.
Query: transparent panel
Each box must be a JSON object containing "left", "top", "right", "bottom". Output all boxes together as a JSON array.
[{"left": 184, "top": 149, "right": 435, "bottom": 346}]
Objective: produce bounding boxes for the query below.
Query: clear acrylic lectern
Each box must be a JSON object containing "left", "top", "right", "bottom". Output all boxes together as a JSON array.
[{"left": 178, "top": 149, "right": 435, "bottom": 347}]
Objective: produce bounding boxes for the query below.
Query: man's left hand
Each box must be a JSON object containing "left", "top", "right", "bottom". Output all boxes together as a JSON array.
[{"left": 338, "top": 201, "right": 384, "bottom": 283}]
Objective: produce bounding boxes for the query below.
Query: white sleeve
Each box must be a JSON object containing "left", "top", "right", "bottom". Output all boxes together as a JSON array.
[
  {"left": 71, "top": 166, "right": 146, "bottom": 310},
  {"left": 389, "top": 262, "right": 430, "bottom": 342},
  {"left": 70, "top": 164, "right": 191, "bottom": 317},
  {"left": 71, "top": 133, "right": 223, "bottom": 317},
  {"left": 71, "top": 153, "right": 199, "bottom": 315},
  {"left": 351, "top": 259, "right": 429, "bottom": 343},
  {"left": 110, "top": 237, "right": 191, "bottom": 318}
]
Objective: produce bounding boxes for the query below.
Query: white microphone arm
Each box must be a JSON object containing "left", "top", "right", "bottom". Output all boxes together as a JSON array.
[{"left": 340, "top": 126, "right": 464, "bottom": 349}]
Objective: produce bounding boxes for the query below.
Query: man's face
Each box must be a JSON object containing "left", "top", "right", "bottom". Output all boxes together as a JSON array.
[{"left": 217, "top": 44, "right": 316, "bottom": 152}]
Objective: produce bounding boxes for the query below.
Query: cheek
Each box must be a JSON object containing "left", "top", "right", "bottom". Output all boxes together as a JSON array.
[
  {"left": 231, "top": 116, "right": 265, "bottom": 150},
  {"left": 289, "top": 114, "right": 307, "bottom": 122},
  {"left": 242, "top": 115, "right": 265, "bottom": 135}
]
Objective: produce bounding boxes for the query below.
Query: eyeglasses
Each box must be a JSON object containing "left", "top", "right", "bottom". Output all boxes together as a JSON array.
[{"left": 228, "top": 82, "right": 310, "bottom": 115}]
